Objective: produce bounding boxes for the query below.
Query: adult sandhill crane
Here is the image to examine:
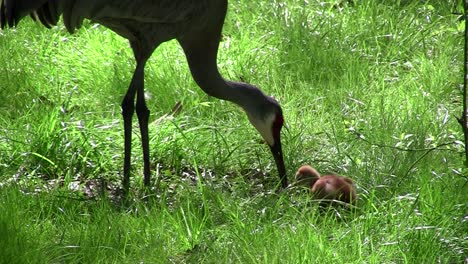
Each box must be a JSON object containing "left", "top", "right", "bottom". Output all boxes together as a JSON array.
[
  {"left": 0, "top": 0, "right": 288, "bottom": 195},
  {"left": 295, "top": 165, "right": 357, "bottom": 205}
]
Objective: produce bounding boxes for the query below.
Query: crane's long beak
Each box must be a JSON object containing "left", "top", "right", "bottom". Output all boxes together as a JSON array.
[{"left": 270, "top": 141, "right": 287, "bottom": 188}]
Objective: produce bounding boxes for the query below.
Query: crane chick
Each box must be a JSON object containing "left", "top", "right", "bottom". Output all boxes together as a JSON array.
[{"left": 295, "top": 165, "right": 357, "bottom": 205}]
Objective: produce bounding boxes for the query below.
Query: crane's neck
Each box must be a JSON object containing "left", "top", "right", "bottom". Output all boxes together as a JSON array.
[
  {"left": 187, "top": 64, "right": 270, "bottom": 115},
  {"left": 188, "top": 66, "right": 278, "bottom": 146},
  {"left": 179, "top": 37, "right": 279, "bottom": 145}
]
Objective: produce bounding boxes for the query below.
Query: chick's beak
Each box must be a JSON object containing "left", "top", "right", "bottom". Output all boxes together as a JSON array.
[{"left": 269, "top": 139, "right": 287, "bottom": 188}]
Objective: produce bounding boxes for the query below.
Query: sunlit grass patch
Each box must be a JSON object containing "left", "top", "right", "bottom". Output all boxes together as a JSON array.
[{"left": 0, "top": 1, "right": 466, "bottom": 263}]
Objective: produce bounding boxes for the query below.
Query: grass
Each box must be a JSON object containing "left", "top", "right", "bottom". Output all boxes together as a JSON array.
[{"left": 0, "top": 0, "right": 466, "bottom": 263}]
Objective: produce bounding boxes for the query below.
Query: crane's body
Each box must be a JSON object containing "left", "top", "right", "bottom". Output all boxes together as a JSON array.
[{"left": 1, "top": 0, "right": 288, "bottom": 194}]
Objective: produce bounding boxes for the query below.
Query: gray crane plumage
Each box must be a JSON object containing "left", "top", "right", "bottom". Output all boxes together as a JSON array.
[{"left": 0, "top": 0, "right": 288, "bottom": 194}]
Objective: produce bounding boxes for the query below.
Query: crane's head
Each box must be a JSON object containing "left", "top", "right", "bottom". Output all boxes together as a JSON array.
[{"left": 246, "top": 96, "right": 287, "bottom": 188}]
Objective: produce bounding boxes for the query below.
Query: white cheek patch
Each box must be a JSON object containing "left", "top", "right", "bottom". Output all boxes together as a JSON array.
[{"left": 247, "top": 113, "right": 276, "bottom": 146}]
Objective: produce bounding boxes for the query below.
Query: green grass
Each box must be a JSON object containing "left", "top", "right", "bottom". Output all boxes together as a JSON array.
[{"left": 0, "top": 0, "right": 466, "bottom": 263}]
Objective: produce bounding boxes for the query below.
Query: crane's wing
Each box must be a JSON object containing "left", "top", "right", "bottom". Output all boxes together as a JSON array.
[
  {"left": 88, "top": 0, "right": 202, "bottom": 23},
  {"left": 67, "top": 0, "right": 205, "bottom": 32},
  {"left": 1, "top": 0, "right": 206, "bottom": 32}
]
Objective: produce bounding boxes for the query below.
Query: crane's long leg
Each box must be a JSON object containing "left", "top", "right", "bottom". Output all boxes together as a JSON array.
[
  {"left": 121, "top": 65, "right": 139, "bottom": 195},
  {"left": 121, "top": 61, "right": 148, "bottom": 195},
  {"left": 135, "top": 68, "right": 151, "bottom": 187},
  {"left": 122, "top": 39, "right": 153, "bottom": 196}
]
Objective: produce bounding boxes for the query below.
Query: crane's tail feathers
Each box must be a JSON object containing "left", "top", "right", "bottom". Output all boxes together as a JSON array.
[
  {"left": 7, "top": 0, "right": 16, "bottom": 28},
  {"left": 0, "top": 0, "right": 60, "bottom": 29},
  {"left": 0, "top": 0, "right": 15, "bottom": 28},
  {"left": 30, "top": 11, "right": 51, "bottom": 29},
  {"left": 31, "top": 0, "right": 59, "bottom": 28},
  {"left": 0, "top": 0, "right": 5, "bottom": 29},
  {"left": 45, "top": 0, "right": 59, "bottom": 25},
  {"left": 0, "top": 0, "right": 24, "bottom": 28}
]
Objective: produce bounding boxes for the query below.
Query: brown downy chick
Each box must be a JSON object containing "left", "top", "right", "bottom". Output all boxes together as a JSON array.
[{"left": 295, "top": 165, "right": 357, "bottom": 205}]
